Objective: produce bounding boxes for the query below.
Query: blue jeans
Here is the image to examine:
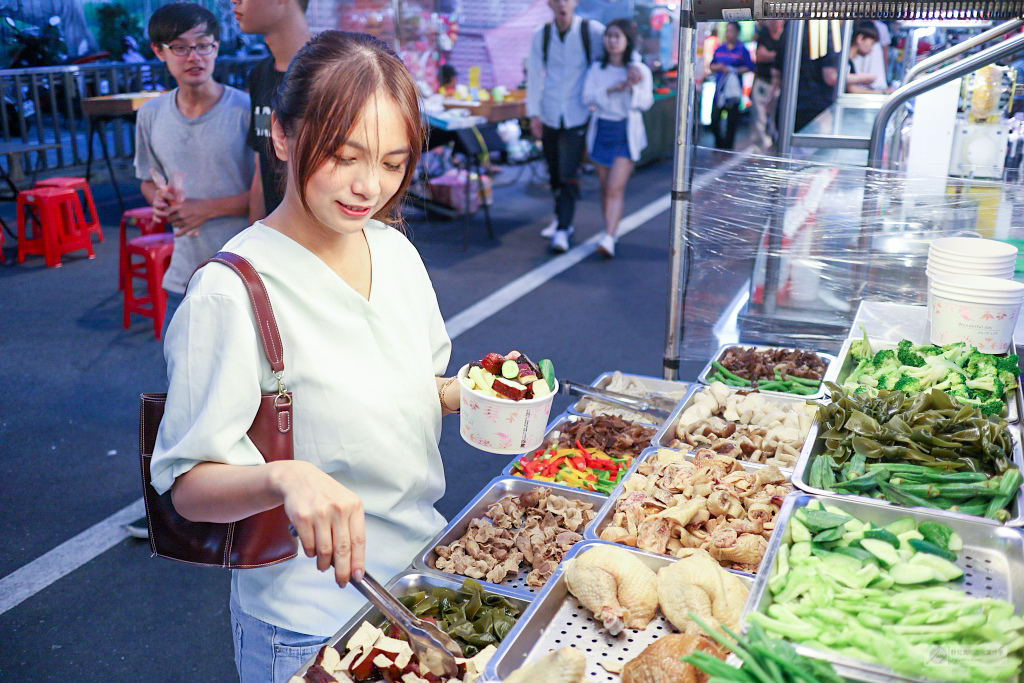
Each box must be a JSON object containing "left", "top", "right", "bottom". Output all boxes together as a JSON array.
[
  {"left": 230, "top": 596, "right": 328, "bottom": 683},
  {"left": 162, "top": 290, "right": 184, "bottom": 340}
]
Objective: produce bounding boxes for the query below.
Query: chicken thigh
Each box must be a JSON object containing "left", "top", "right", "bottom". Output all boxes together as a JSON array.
[
  {"left": 564, "top": 545, "right": 659, "bottom": 635},
  {"left": 657, "top": 548, "right": 749, "bottom": 634}
]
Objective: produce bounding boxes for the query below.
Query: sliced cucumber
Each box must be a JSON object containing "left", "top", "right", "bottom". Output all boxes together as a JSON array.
[
  {"left": 918, "top": 521, "right": 955, "bottom": 550},
  {"left": 870, "top": 574, "right": 895, "bottom": 590},
  {"left": 908, "top": 538, "right": 958, "bottom": 562},
  {"left": 909, "top": 553, "right": 964, "bottom": 581},
  {"left": 863, "top": 529, "right": 901, "bottom": 548},
  {"left": 889, "top": 563, "right": 943, "bottom": 584},
  {"left": 500, "top": 359, "right": 520, "bottom": 379},
  {"left": 883, "top": 517, "right": 918, "bottom": 536},
  {"left": 790, "top": 541, "right": 812, "bottom": 562},
  {"left": 805, "top": 500, "right": 824, "bottom": 511},
  {"left": 822, "top": 553, "right": 864, "bottom": 573},
  {"left": 823, "top": 504, "right": 851, "bottom": 517},
  {"left": 813, "top": 526, "right": 846, "bottom": 543},
  {"left": 790, "top": 517, "right": 812, "bottom": 543},
  {"left": 860, "top": 538, "right": 901, "bottom": 568},
  {"left": 832, "top": 546, "right": 877, "bottom": 565},
  {"left": 948, "top": 532, "right": 963, "bottom": 553},
  {"left": 802, "top": 509, "right": 853, "bottom": 532},
  {"left": 840, "top": 530, "right": 866, "bottom": 548}
]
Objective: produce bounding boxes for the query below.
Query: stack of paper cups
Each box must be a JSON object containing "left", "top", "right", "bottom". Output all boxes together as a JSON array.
[
  {"left": 929, "top": 273, "right": 1024, "bottom": 353},
  {"left": 926, "top": 237, "right": 1018, "bottom": 323}
]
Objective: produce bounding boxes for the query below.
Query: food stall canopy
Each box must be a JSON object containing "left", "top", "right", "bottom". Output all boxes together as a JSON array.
[{"left": 688, "top": 0, "right": 1024, "bottom": 22}]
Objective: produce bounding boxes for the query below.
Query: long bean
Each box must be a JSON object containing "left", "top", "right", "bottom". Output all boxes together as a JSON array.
[{"left": 711, "top": 361, "right": 751, "bottom": 386}]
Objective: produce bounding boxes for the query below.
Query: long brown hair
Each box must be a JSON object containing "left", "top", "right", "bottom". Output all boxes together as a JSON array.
[{"left": 272, "top": 31, "right": 424, "bottom": 228}]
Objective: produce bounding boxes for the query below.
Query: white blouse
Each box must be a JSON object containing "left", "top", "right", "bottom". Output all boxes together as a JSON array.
[
  {"left": 581, "top": 61, "right": 655, "bottom": 162},
  {"left": 151, "top": 220, "right": 451, "bottom": 636}
]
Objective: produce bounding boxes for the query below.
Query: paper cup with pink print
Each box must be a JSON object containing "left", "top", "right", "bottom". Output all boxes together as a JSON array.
[
  {"left": 457, "top": 363, "right": 558, "bottom": 455},
  {"left": 929, "top": 274, "right": 1024, "bottom": 354}
]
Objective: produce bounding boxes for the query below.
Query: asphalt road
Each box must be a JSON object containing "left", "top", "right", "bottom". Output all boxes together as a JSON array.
[{"left": 0, "top": 144, "right": 746, "bottom": 682}]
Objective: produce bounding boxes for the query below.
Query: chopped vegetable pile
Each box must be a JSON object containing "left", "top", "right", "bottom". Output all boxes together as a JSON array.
[
  {"left": 749, "top": 500, "right": 1024, "bottom": 683},
  {"left": 842, "top": 332, "right": 1020, "bottom": 416},
  {"left": 810, "top": 385, "right": 1022, "bottom": 521},
  {"left": 395, "top": 579, "right": 520, "bottom": 658},
  {"left": 682, "top": 615, "right": 845, "bottom": 683},
  {"left": 706, "top": 346, "right": 827, "bottom": 395},
  {"left": 510, "top": 445, "right": 631, "bottom": 494}
]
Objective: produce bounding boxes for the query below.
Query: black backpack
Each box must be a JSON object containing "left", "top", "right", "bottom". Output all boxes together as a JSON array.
[{"left": 542, "top": 19, "right": 591, "bottom": 65}]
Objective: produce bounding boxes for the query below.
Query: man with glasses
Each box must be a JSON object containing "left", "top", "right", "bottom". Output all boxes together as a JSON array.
[{"left": 126, "top": 4, "right": 254, "bottom": 540}]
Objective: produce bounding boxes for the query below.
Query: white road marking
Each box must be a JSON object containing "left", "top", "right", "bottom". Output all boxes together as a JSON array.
[
  {"left": 0, "top": 149, "right": 752, "bottom": 616},
  {"left": 0, "top": 498, "right": 146, "bottom": 614}
]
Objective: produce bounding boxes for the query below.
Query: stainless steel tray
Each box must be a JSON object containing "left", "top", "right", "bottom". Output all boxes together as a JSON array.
[
  {"left": 567, "top": 371, "right": 690, "bottom": 426},
  {"left": 292, "top": 570, "right": 531, "bottom": 680},
  {"left": 485, "top": 539, "right": 754, "bottom": 682},
  {"left": 791, "top": 421, "right": 1024, "bottom": 527},
  {"left": 653, "top": 383, "right": 820, "bottom": 471},
  {"left": 501, "top": 413, "right": 658, "bottom": 495},
  {"left": 741, "top": 493, "right": 1024, "bottom": 683},
  {"left": 824, "top": 336, "right": 1022, "bottom": 423},
  {"left": 584, "top": 447, "right": 794, "bottom": 575},
  {"left": 413, "top": 476, "right": 606, "bottom": 597},
  {"left": 697, "top": 342, "right": 835, "bottom": 401}
]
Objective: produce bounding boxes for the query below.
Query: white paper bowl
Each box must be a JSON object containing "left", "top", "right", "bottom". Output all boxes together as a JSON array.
[
  {"left": 457, "top": 364, "right": 558, "bottom": 455},
  {"left": 929, "top": 237, "right": 1018, "bottom": 261},
  {"left": 929, "top": 275, "right": 1024, "bottom": 354}
]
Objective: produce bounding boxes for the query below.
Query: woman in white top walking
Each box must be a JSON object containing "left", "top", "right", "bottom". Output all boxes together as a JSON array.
[{"left": 582, "top": 20, "right": 653, "bottom": 258}]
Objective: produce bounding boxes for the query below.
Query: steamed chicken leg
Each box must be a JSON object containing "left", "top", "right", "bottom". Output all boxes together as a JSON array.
[{"left": 564, "top": 545, "right": 658, "bottom": 635}]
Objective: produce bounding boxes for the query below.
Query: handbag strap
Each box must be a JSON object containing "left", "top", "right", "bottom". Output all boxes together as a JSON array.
[{"left": 195, "top": 252, "right": 286, "bottom": 375}]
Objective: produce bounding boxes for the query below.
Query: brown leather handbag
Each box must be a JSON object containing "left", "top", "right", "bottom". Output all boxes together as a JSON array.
[{"left": 138, "top": 252, "right": 298, "bottom": 568}]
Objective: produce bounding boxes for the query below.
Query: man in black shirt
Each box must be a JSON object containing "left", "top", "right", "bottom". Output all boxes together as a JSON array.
[
  {"left": 795, "top": 20, "right": 839, "bottom": 132},
  {"left": 231, "top": 0, "right": 310, "bottom": 221},
  {"left": 751, "top": 20, "right": 784, "bottom": 152}
]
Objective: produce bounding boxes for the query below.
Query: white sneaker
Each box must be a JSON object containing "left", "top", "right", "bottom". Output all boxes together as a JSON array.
[
  {"left": 597, "top": 233, "right": 616, "bottom": 258},
  {"left": 125, "top": 522, "right": 149, "bottom": 539},
  {"left": 540, "top": 221, "right": 573, "bottom": 239},
  {"left": 550, "top": 229, "right": 570, "bottom": 253}
]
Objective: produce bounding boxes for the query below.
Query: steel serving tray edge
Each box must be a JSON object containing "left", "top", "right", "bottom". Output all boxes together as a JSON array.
[
  {"left": 741, "top": 493, "right": 1024, "bottom": 683},
  {"left": 824, "top": 336, "right": 1021, "bottom": 424},
  {"left": 652, "top": 383, "right": 822, "bottom": 471},
  {"left": 583, "top": 446, "right": 795, "bottom": 577},
  {"left": 696, "top": 342, "right": 835, "bottom": 402},
  {"left": 791, "top": 421, "right": 1024, "bottom": 527},
  {"left": 292, "top": 570, "right": 532, "bottom": 680},
  {"left": 413, "top": 476, "right": 606, "bottom": 597},
  {"left": 566, "top": 371, "right": 691, "bottom": 426},
  {"left": 485, "top": 539, "right": 754, "bottom": 682}
]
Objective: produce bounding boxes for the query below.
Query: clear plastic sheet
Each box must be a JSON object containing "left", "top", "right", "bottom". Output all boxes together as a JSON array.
[{"left": 677, "top": 149, "right": 1024, "bottom": 362}]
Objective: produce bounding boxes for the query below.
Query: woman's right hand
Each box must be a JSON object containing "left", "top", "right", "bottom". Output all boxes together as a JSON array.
[{"left": 272, "top": 460, "right": 366, "bottom": 587}]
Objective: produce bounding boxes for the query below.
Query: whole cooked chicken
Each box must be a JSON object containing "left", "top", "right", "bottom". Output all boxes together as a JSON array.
[
  {"left": 657, "top": 548, "right": 749, "bottom": 634},
  {"left": 503, "top": 647, "right": 586, "bottom": 683},
  {"left": 621, "top": 633, "right": 728, "bottom": 683},
  {"left": 564, "top": 545, "right": 658, "bottom": 635}
]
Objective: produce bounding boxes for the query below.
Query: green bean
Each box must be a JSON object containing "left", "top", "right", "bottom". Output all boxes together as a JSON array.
[{"left": 712, "top": 361, "right": 751, "bottom": 386}]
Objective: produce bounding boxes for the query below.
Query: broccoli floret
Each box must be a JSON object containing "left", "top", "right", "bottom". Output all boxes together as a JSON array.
[
  {"left": 906, "top": 358, "right": 953, "bottom": 387},
  {"left": 916, "top": 344, "right": 944, "bottom": 357},
  {"left": 966, "top": 353, "right": 998, "bottom": 377},
  {"left": 948, "top": 387, "right": 980, "bottom": 405},
  {"left": 981, "top": 400, "right": 1006, "bottom": 417},
  {"left": 999, "top": 370, "right": 1019, "bottom": 392},
  {"left": 997, "top": 354, "right": 1021, "bottom": 376},
  {"left": 877, "top": 373, "right": 900, "bottom": 391},
  {"left": 893, "top": 375, "right": 922, "bottom": 392},
  {"left": 940, "top": 343, "right": 972, "bottom": 366},
  {"left": 966, "top": 375, "right": 1005, "bottom": 397},
  {"left": 897, "top": 340, "right": 926, "bottom": 368},
  {"left": 846, "top": 358, "right": 872, "bottom": 384},
  {"left": 850, "top": 328, "right": 873, "bottom": 362}
]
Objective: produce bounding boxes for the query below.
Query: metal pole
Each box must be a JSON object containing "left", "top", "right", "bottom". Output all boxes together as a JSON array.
[
  {"left": 662, "top": 11, "right": 698, "bottom": 380},
  {"left": 868, "top": 30, "right": 1024, "bottom": 168},
  {"left": 835, "top": 20, "right": 853, "bottom": 99},
  {"left": 905, "top": 19, "right": 1024, "bottom": 84},
  {"left": 775, "top": 20, "right": 803, "bottom": 158}
]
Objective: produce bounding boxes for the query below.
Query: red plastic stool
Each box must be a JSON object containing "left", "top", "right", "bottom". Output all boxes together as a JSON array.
[
  {"left": 16, "top": 187, "right": 95, "bottom": 268},
  {"left": 35, "top": 177, "right": 103, "bottom": 242},
  {"left": 118, "top": 207, "right": 166, "bottom": 290},
  {"left": 123, "top": 233, "right": 174, "bottom": 339}
]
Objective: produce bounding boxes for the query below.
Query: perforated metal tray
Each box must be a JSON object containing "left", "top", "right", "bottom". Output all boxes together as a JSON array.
[
  {"left": 413, "top": 476, "right": 605, "bottom": 597},
  {"left": 697, "top": 343, "right": 834, "bottom": 401},
  {"left": 791, "top": 422, "right": 1024, "bottom": 527},
  {"left": 652, "top": 384, "right": 820, "bottom": 471},
  {"left": 292, "top": 570, "right": 531, "bottom": 680},
  {"left": 584, "top": 447, "right": 794, "bottom": 576},
  {"left": 485, "top": 540, "right": 754, "bottom": 681},
  {"left": 742, "top": 493, "right": 1024, "bottom": 683},
  {"left": 567, "top": 371, "right": 691, "bottom": 426},
  {"left": 501, "top": 413, "right": 659, "bottom": 494},
  {"left": 824, "top": 336, "right": 1021, "bottom": 423}
]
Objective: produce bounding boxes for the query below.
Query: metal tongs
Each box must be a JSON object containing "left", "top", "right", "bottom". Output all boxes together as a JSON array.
[
  {"left": 351, "top": 572, "right": 463, "bottom": 677},
  {"left": 559, "top": 379, "right": 676, "bottom": 420}
]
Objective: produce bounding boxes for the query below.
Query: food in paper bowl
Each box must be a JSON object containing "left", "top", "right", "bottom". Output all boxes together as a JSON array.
[{"left": 458, "top": 352, "right": 558, "bottom": 454}]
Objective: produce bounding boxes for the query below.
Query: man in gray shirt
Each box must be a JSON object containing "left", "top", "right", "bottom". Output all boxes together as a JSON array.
[{"left": 134, "top": 3, "right": 253, "bottom": 322}]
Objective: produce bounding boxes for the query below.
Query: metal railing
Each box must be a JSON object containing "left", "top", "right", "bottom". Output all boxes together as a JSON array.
[{"left": 0, "top": 55, "right": 262, "bottom": 179}]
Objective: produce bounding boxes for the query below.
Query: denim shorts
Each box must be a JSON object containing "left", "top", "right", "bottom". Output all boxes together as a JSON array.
[
  {"left": 590, "top": 118, "right": 630, "bottom": 167},
  {"left": 230, "top": 596, "right": 328, "bottom": 683}
]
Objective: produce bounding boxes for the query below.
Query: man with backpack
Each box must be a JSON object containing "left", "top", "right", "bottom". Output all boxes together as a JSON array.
[{"left": 527, "top": 0, "right": 639, "bottom": 253}]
